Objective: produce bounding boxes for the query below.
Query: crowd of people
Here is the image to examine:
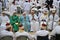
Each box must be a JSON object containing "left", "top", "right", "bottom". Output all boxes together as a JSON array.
[{"left": 0, "top": 0, "right": 60, "bottom": 40}]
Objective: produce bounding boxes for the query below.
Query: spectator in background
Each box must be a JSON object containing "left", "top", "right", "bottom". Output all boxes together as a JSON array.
[
  {"left": 9, "top": 2, "right": 17, "bottom": 16},
  {"left": 46, "top": 0, "right": 53, "bottom": 10},
  {"left": 0, "top": 0, "right": 2, "bottom": 14},
  {"left": 23, "top": 0, "right": 31, "bottom": 15},
  {"left": 20, "top": 12, "right": 30, "bottom": 32},
  {"left": 48, "top": 8, "right": 59, "bottom": 31},
  {"left": 1, "top": 12, "right": 10, "bottom": 25}
]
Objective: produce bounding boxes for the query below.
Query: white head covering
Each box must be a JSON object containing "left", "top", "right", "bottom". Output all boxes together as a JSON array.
[
  {"left": 38, "top": 8, "right": 43, "bottom": 12},
  {"left": 31, "top": 8, "right": 38, "bottom": 11},
  {"left": 25, "top": 0, "right": 28, "bottom": 1},
  {"left": 43, "top": 8, "right": 48, "bottom": 12},
  {"left": 50, "top": 8, "right": 56, "bottom": 11}
]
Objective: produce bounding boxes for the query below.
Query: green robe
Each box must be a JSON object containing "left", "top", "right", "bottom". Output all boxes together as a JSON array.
[{"left": 10, "top": 15, "right": 20, "bottom": 32}]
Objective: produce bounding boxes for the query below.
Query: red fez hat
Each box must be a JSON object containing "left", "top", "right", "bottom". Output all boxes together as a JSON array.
[
  {"left": 42, "top": 23, "right": 47, "bottom": 27},
  {"left": 6, "top": 23, "right": 10, "bottom": 26},
  {"left": 19, "top": 24, "right": 23, "bottom": 27}
]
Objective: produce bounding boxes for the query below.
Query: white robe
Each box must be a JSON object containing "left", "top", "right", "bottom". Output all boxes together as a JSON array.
[
  {"left": 23, "top": 2, "right": 31, "bottom": 14},
  {"left": 1, "top": 15, "right": 10, "bottom": 25},
  {"left": 0, "top": 2, "right": 2, "bottom": 14},
  {"left": 35, "top": 30, "right": 49, "bottom": 40},
  {"left": 48, "top": 14, "right": 59, "bottom": 30},
  {"left": 0, "top": 24, "right": 6, "bottom": 32},
  {"left": 0, "top": 30, "right": 13, "bottom": 38},
  {"left": 29, "top": 14, "right": 39, "bottom": 32},
  {"left": 50, "top": 25, "right": 60, "bottom": 36},
  {"left": 9, "top": 4, "right": 17, "bottom": 16},
  {"left": 15, "top": 31, "right": 32, "bottom": 40},
  {"left": 15, "top": 0, "right": 23, "bottom": 6}
]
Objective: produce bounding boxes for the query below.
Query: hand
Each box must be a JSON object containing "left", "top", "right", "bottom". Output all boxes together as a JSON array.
[{"left": 15, "top": 23, "right": 18, "bottom": 24}]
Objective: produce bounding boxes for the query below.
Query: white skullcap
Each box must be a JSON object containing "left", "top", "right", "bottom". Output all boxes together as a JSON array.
[
  {"left": 23, "top": 12, "right": 26, "bottom": 14},
  {"left": 25, "top": 0, "right": 28, "bottom": 1},
  {"left": 36, "top": 4, "right": 41, "bottom": 6},
  {"left": 50, "top": 8, "right": 56, "bottom": 11},
  {"left": 41, "top": 21, "right": 47, "bottom": 25},
  {"left": 32, "top": 5, "right": 35, "bottom": 7},
  {"left": 4, "top": 8, "right": 7, "bottom": 11},
  {"left": 31, "top": 8, "right": 38, "bottom": 11},
  {"left": 38, "top": 8, "right": 43, "bottom": 11},
  {"left": 43, "top": 8, "right": 48, "bottom": 12},
  {"left": 2, "top": 11, "right": 5, "bottom": 13},
  {"left": 16, "top": 5, "right": 21, "bottom": 7}
]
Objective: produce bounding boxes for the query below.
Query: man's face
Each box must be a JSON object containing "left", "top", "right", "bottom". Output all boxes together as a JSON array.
[
  {"left": 31, "top": 10, "right": 34, "bottom": 15},
  {"left": 2, "top": 13, "right": 5, "bottom": 16},
  {"left": 58, "top": 20, "right": 60, "bottom": 25},
  {"left": 23, "top": 12, "right": 26, "bottom": 17},
  {"left": 44, "top": 11, "right": 48, "bottom": 15},
  {"left": 52, "top": 10, "right": 56, "bottom": 14}
]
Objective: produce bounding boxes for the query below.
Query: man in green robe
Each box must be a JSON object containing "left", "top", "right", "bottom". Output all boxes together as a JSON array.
[{"left": 10, "top": 12, "right": 20, "bottom": 32}]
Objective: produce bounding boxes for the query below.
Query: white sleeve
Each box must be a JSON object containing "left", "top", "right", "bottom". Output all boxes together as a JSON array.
[
  {"left": 55, "top": 15, "right": 59, "bottom": 21},
  {"left": 6, "top": 16, "right": 10, "bottom": 23},
  {"left": 34, "top": 32, "right": 38, "bottom": 40},
  {"left": 35, "top": 15, "right": 38, "bottom": 21},
  {"left": 50, "top": 27, "right": 57, "bottom": 36},
  {"left": 27, "top": 33, "right": 33, "bottom": 40}
]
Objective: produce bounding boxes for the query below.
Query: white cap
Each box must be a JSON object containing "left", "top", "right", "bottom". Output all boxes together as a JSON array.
[
  {"left": 4, "top": 8, "right": 7, "bottom": 11},
  {"left": 23, "top": 12, "right": 26, "bottom": 15},
  {"left": 31, "top": 8, "right": 38, "bottom": 11},
  {"left": 50, "top": 8, "right": 56, "bottom": 11},
  {"left": 38, "top": 8, "right": 43, "bottom": 11},
  {"left": 25, "top": 0, "right": 28, "bottom": 1},
  {"left": 43, "top": 8, "right": 48, "bottom": 12},
  {"left": 16, "top": 5, "right": 21, "bottom": 7},
  {"left": 2, "top": 11, "right": 5, "bottom": 14},
  {"left": 41, "top": 21, "right": 47, "bottom": 25},
  {"left": 36, "top": 4, "right": 41, "bottom": 6}
]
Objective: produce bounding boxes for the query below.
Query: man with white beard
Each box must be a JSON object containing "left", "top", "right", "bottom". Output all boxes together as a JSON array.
[
  {"left": 29, "top": 9, "right": 39, "bottom": 32},
  {"left": 48, "top": 8, "right": 59, "bottom": 31},
  {"left": 39, "top": 8, "right": 49, "bottom": 23}
]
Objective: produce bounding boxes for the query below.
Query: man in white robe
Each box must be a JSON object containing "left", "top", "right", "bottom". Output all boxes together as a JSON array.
[
  {"left": 29, "top": 10, "right": 39, "bottom": 32},
  {"left": 23, "top": 0, "right": 31, "bottom": 14},
  {"left": 48, "top": 8, "right": 59, "bottom": 30},
  {"left": 39, "top": 8, "right": 49, "bottom": 22},
  {"left": 0, "top": 1, "right": 2, "bottom": 14},
  {"left": 9, "top": 2, "right": 17, "bottom": 16},
  {"left": 1, "top": 12, "right": 10, "bottom": 25}
]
